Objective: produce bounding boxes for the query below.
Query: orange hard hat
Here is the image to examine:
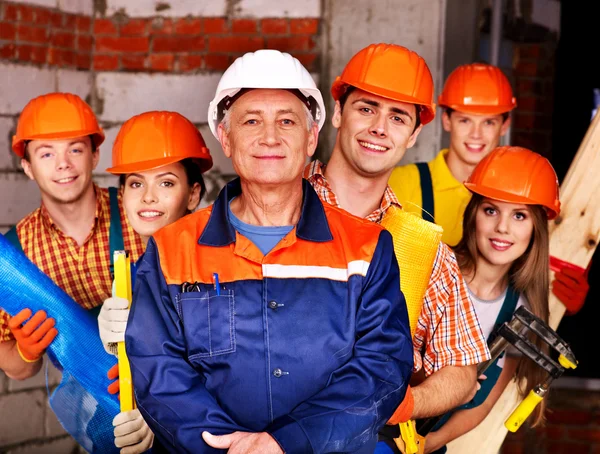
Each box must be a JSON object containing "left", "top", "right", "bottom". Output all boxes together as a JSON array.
[
  {"left": 107, "top": 111, "right": 212, "bottom": 174},
  {"left": 331, "top": 43, "right": 436, "bottom": 125},
  {"left": 12, "top": 92, "right": 105, "bottom": 158},
  {"left": 465, "top": 146, "right": 560, "bottom": 219},
  {"left": 438, "top": 63, "right": 516, "bottom": 115}
]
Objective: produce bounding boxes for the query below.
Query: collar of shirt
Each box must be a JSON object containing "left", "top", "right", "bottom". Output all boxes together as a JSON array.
[
  {"left": 303, "top": 159, "right": 401, "bottom": 223},
  {"left": 40, "top": 184, "right": 103, "bottom": 243},
  {"left": 198, "top": 177, "right": 334, "bottom": 247},
  {"left": 430, "top": 149, "right": 466, "bottom": 191}
]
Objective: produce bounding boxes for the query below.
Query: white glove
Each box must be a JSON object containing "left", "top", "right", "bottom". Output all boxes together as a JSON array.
[
  {"left": 98, "top": 296, "right": 130, "bottom": 355},
  {"left": 113, "top": 409, "right": 154, "bottom": 454}
]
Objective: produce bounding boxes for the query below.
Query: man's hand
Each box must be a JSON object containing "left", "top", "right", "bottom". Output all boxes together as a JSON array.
[
  {"left": 8, "top": 308, "right": 57, "bottom": 362},
  {"left": 113, "top": 409, "right": 154, "bottom": 454},
  {"left": 99, "top": 297, "right": 130, "bottom": 355},
  {"left": 552, "top": 265, "right": 590, "bottom": 315},
  {"left": 202, "top": 431, "right": 283, "bottom": 454}
]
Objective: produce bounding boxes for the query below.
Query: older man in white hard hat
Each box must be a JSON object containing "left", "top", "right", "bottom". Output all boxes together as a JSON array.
[{"left": 125, "top": 50, "right": 413, "bottom": 454}]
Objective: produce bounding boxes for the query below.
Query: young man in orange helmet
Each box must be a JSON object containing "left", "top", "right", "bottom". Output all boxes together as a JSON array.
[
  {"left": 0, "top": 93, "right": 144, "bottom": 380},
  {"left": 304, "top": 44, "right": 490, "bottom": 448},
  {"left": 389, "top": 62, "right": 589, "bottom": 315}
]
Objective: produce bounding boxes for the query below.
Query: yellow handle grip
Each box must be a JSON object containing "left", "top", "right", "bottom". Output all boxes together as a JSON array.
[
  {"left": 398, "top": 421, "right": 419, "bottom": 454},
  {"left": 504, "top": 389, "right": 543, "bottom": 432},
  {"left": 114, "top": 251, "right": 135, "bottom": 412}
]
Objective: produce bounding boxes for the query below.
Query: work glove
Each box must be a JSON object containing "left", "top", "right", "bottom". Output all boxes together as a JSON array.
[
  {"left": 107, "top": 363, "right": 120, "bottom": 398},
  {"left": 113, "top": 408, "right": 154, "bottom": 454},
  {"left": 552, "top": 263, "right": 590, "bottom": 316},
  {"left": 8, "top": 308, "right": 58, "bottom": 362},
  {"left": 99, "top": 297, "right": 130, "bottom": 355}
]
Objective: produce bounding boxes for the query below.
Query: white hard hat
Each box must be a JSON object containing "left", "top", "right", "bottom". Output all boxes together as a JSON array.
[{"left": 207, "top": 50, "right": 326, "bottom": 138}]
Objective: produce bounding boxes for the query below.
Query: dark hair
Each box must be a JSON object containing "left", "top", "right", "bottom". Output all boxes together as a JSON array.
[
  {"left": 444, "top": 107, "right": 510, "bottom": 123},
  {"left": 119, "top": 158, "right": 207, "bottom": 202},
  {"left": 338, "top": 86, "right": 422, "bottom": 132},
  {"left": 22, "top": 135, "right": 98, "bottom": 162}
]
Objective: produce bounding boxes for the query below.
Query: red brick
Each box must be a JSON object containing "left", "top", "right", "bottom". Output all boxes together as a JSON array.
[
  {"left": 63, "top": 14, "right": 76, "bottom": 29},
  {"left": 120, "top": 19, "right": 148, "bottom": 36},
  {"left": 204, "top": 54, "right": 230, "bottom": 70},
  {"left": 296, "top": 53, "right": 317, "bottom": 70},
  {"left": 76, "top": 16, "right": 92, "bottom": 33},
  {"left": 208, "top": 36, "right": 263, "bottom": 53},
  {"left": 567, "top": 428, "right": 600, "bottom": 443},
  {"left": 50, "top": 11, "right": 63, "bottom": 28},
  {"left": 0, "top": 21, "right": 16, "bottom": 40},
  {"left": 3, "top": 4, "right": 18, "bottom": 21},
  {"left": 516, "top": 60, "right": 538, "bottom": 77},
  {"left": 17, "top": 24, "right": 48, "bottom": 44},
  {"left": 204, "top": 18, "right": 227, "bottom": 33},
  {"left": 546, "top": 409, "right": 593, "bottom": 426},
  {"left": 94, "top": 18, "right": 118, "bottom": 35},
  {"left": 512, "top": 113, "right": 535, "bottom": 130},
  {"left": 545, "top": 425, "right": 565, "bottom": 440},
  {"left": 51, "top": 31, "right": 75, "bottom": 49},
  {"left": 553, "top": 441, "right": 592, "bottom": 454},
  {"left": 150, "top": 17, "right": 173, "bottom": 34},
  {"left": 261, "top": 18, "right": 287, "bottom": 34},
  {"left": 76, "top": 52, "right": 91, "bottom": 69},
  {"left": 266, "top": 36, "right": 315, "bottom": 52},
  {"left": 17, "top": 5, "right": 35, "bottom": 23},
  {"left": 518, "top": 44, "right": 543, "bottom": 60},
  {"left": 48, "top": 47, "right": 76, "bottom": 66},
  {"left": 0, "top": 43, "right": 16, "bottom": 59},
  {"left": 93, "top": 54, "right": 118, "bottom": 70},
  {"left": 96, "top": 36, "right": 149, "bottom": 53},
  {"left": 500, "top": 441, "right": 524, "bottom": 454},
  {"left": 121, "top": 54, "right": 146, "bottom": 70},
  {"left": 32, "top": 7, "right": 52, "bottom": 26},
  {"left": 290, "top": 18, "right": 318, "bottom": 34},
  {"left": 77, "top": 35, "right": 93, "bottom": 52},
  {"left": 16, "top": 44, "right": 47, "bottom": 64},
  {"left": 179, "top": 54, "right": 203, "bottom": 71},
  {"left": 153, "top": 35, "right": 205, "bottom": 52},
  {"left": 516, "top": 96, "right": 538, "bottom": 113},
  {"left": 232, "top": 19, "right": 257, "bottom": 33},
  {"left": 149, "top": 53, "right": 174, "bottom": 71},
  {"left": 174, "top": 18, "right": 202, "bottom": 35}
]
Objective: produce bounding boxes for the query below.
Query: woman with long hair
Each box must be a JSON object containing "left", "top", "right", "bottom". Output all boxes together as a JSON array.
[
  {"left": 98, "top": 111, "right": 213, "bottom": 454},
  {"left": 424, "top": 146, "right": 561, "bottom": 453}
]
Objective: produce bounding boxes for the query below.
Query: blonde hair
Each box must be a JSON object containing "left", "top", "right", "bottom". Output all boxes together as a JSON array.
[{"left": 454, "top": 194, "right": 550, "bottom": 426}]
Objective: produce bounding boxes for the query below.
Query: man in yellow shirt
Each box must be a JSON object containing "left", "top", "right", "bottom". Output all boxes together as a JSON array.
[{"left": 389, "top": 63, "right": 514, "bottom": 246}]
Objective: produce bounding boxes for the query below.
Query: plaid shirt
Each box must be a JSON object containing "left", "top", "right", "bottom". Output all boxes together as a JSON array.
[
  {"left": 0, "top": 185, "right": 144, "bottom": 341},
  {"left": 304, "top": 160, "right": 490, "bottom": 375}
]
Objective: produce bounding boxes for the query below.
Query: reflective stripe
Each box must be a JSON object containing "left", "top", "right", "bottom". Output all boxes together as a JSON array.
[{"left": 262, "top": 260, "right": 370, "bottom": 281}]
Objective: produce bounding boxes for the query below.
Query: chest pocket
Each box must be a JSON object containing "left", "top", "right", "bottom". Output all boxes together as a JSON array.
[{"left": 177, "top": 289, "right": 236, "bottom": 359}]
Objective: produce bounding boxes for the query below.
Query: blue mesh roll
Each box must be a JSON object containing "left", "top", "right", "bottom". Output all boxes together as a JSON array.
[{"left": 0, "top": 233, "right": 119, "bottom": 453}]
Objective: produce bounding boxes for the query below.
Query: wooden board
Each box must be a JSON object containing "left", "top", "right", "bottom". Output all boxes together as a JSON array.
[{"left": 446, "top": 110, "right": 600, "bottom": 454}]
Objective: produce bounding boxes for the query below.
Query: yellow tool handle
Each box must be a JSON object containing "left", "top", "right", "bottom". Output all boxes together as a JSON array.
[
  {"left": 504, "top": 388, "right": 544, "bottom": 432},
  {"left": 399, "top": 421, "right": 419, "bottom": 454},
  {"left": 114, "top": 251, "right": 135, "bottom": 412}
]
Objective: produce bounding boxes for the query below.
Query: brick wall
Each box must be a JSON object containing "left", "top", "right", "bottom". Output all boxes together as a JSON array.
[
  {"left": 502, "top": 388, "right": 600, "bottom": 454},
  {"left": 511, "top": 41, "right": 557, "bottom": 158}
]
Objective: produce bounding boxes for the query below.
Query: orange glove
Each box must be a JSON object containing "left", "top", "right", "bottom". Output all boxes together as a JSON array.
[
  {"left": 387, "top": 385, "right": 414, "bottom": 425},
  {"left": 552, "top": 264, "right": 590, "bottom": 316},
  {"left": 8, "top": 308, "right": 57, "bottom": 362},
  {"left": 108, "top": 363, "right": 120, "bottom": 399}
]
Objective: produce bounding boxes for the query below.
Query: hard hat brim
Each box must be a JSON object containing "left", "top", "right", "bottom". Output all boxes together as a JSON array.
[
  {"left": 438, "top": 102, "right": 516, "bottom": 116},
  {"left": 464, "top": 183, "right": 559, "bottom": 220},
  {"left": 106, "top": 153, "right": 213, "bottom": 175},
  {"left": 12, "top": 130, "right": 106, "bottom": 158}
]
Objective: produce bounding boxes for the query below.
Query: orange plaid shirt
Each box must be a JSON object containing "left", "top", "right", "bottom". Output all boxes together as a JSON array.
[
  {"left": 0, "top": 185, "right": 144, "bottom": 341},
  {"left": 305, "top": 160, "right": 490, "bottom": 375}
]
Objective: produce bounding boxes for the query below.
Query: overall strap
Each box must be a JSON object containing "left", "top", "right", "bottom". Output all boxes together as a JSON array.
[
  {"left": 4, "top": 226, "right": 23, "bottom": 254},
  {"left": 416, "top": 162, "right": 435, "bottom": 223},
  {"left": 490, "top": 284, "right": 521, "bottom": 342},
  {"left": 108, "top": 187, "right": 125, "bottom": 277}
]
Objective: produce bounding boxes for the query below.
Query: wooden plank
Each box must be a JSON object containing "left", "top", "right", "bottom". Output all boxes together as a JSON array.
[{"left": 446, "top": 110, "right": 600, "bottom": 454}]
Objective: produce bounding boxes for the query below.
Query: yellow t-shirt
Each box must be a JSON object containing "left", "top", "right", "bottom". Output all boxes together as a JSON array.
[{"left": 388, "top": 149, "right": 472, "bottom": 246}]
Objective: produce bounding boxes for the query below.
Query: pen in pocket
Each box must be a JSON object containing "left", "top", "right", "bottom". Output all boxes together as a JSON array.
[{"left": 213, "top": 273, "right": 221, "bottom": 296}]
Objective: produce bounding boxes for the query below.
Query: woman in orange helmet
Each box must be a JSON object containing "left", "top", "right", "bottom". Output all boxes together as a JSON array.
[
  {"left": 423, "top": 146, "right": 560, "bottom": 453},
  {"left": 98, "top": 110, "right": 213, "bottom": 454}
]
